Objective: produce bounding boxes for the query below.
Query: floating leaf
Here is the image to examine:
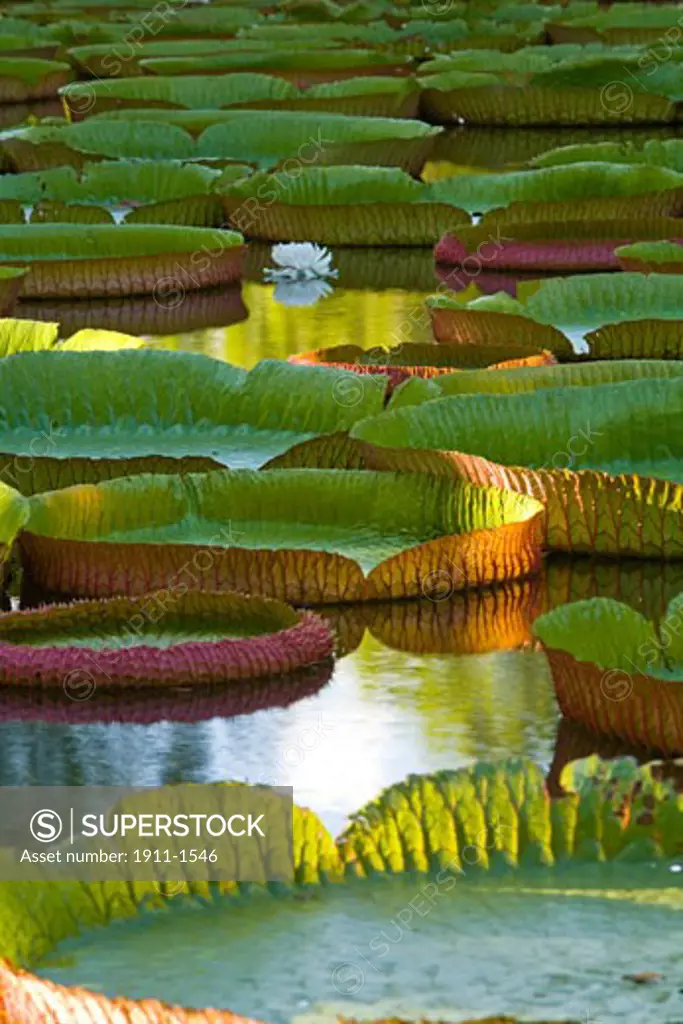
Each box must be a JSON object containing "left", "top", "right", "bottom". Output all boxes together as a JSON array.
[
  {"left": 0, "top": 591, "right": 334, "bottom": 687},
  {"left": 0, "top": 223, "right": 244, "bottom": 297},
  {"left": 0, "top": 352, "right": 387, "bottom": 493},
  {"left": 220, "top": 166, "right": 467, "bottom": 244},
  {"left": 534, "top": 596, "right": 683, "bottom": 753},
  {"left": 352, "top": 377, "right": 683, "bottom": 557},
  {"left": 19, "top": 468, "right": 544, "bottom": 603}
]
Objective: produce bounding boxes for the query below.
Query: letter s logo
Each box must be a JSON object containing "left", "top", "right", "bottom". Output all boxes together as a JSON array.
[{"left": 30, "top": 809, "right": 63, "bottom": 843}]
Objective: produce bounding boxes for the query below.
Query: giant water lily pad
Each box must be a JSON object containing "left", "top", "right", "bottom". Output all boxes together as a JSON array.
[
  {"left": 530, "top": 138, "right": 683, "bottom": 172},
  {"left": 427, "top": 273, "right": 683, "bottom": 359},
  {"left": 139, "top": 48, "right": 411, "bottom": 87},
  {"left": 430, "top": 161, "right": 683, "bottom": 216},
  {"left": 220, "top": 166, "right": 468, "bottom": 244},
  {"left": 351, "top": 376, "right": 683, "bottom": 558},
  {"left": 18, "top": 469, "right": 544, "bottom": 603},
  {"left": 0, "top": 591, "right": 334, "bottom": 687},
  {"left": 0, "top": 223, "right": 244, "bottom": 297},
  {"left": 1, "top": 112, "right": 438, "bottom": 175},
  {"left": 534, "top": 595, "right": 683, "bottom": 753},
  {"left": 63, "top": 74, "right": 422, "bottom": 120},
  {"left": 0, "top": 352, "right": 387, "bottom": 493},
  {"left": 0, "top": 56, "right": 72, "bottom": 102},
  {"left": 0, "top": 481, "right": 28, "bottom": 567},
  {"left": 436, "top": 217, "right": 683, "bottom": 272},
  {"left": 0, "top": 758, "right": 680, "bottom": 1021},
  {"left": 0, "top": 161, "right": 226, "bottom": 227},
  {"left": 418, "top": 58, "right": 679, "bottom": 126},
  {"left": 391, "top": 358, "right": 683, "bottom": 405},
  {"left": 194, "top": 111, "right": 438, "bottom": 173},
  {"left": 616, "top": 241, "right": 683, "bottom": 274},
  {"left": 290, "top": 342, "right": 555, "bottom": 395},
  {"left": 0, "top": 121, "right": 197, "bottom": 171}
]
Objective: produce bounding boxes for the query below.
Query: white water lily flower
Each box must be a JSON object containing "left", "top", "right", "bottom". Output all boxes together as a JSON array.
[
  {"left": 264, "top": 242, "right": 338, "bottom": 282},
  {"left": 272, "top": 278, "right": 334, "bottom": 307}
]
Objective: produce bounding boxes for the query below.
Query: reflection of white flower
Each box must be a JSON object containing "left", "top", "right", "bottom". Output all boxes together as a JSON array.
[
  {"left": 264, "top": 242, "right": 338, "bottom": 282},
  {"left": 273, "top": 278, "right": 334, "bottom": 307}
]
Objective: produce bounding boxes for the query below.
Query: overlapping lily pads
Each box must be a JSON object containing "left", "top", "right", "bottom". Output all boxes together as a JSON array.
[
  {"left": 0, "top": 161, "right": 228, "bottom": 226},
  {"left": 391, "top": 358, "right": 683, "bottom": 404},
  {"left": 290, "top": 340, "right": 555, "bottom": 390},
  {"left": 0, "top": 352, "right": 387, "bottom": 493},
  {"left": 1, "top": 112, "right": 439, "bottom": 174},
  {"left": 220, "top": 166, "right": 469, "bottom": 244},
  {"left": 418, "top": 52, "right": 682, "bottom": 125},
  {"left": 139, "top": 47, "right": 412, "bottom": 87},
  {"left": 547, "top": 5, "right": 683, "bottom": 47},
  {"left": 534, "top": 596, "right": 683, "bottom": 754},
  {"left": 63, "top": 73, "right": 423, "bottom": 120},
  {"left": 351, "top": 376, "right": 683, "bottom": 558},
  {"left": 427, "top": 273, "right": 683, "bottom": 359},
  {"left": 18, "top": 468, "right": 544, "bottom": 602},
  {"left": 0, "top": 590, "right": 334, "bottom": 687},
  {"left": 66, "top": 39, "right": 268, "bottom": 78},
  {"left": 0, "top": 223, "right": 244, "bottom": 297}
]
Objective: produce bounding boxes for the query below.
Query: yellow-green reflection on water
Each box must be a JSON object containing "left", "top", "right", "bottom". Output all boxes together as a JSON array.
[{"left": 152, "top": 279, "right": 436, "bottom": 367}]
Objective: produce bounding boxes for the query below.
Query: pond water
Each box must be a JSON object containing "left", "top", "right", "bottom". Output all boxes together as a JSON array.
[
  {"left": 8, "top": 223, "right": 683, "bottom": 1019},
  {"left": 4, "top": 267, "right": 683, "bottom": 828},
  {"left": 37, "top": 872, "right": 683, "bottom": 1023}
]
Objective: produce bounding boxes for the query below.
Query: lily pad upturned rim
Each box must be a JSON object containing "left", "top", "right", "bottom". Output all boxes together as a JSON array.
[
  {"left": 0, "top": 222, "right": 243, "bottom": 261},
  {"left": 0, "top": 590, "right": 335, "bottom": 687},
  {"left": 0, "top": 754, "right": 680, "bottom": 1021},
  {"left": 350, "top": 376, "right": 683, "bottom": 559},
  {"left": 18, "top": 468, "right": 545, "bottom": 603},
  {"left": 533, "top": 595, "right": 683, "bottom": 753}
]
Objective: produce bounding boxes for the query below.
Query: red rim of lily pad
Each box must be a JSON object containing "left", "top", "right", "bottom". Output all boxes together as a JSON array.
[
  {"left": 0, "top": 591, "right": 334, "bottom": 687},
  {"left": 435, "top": 226, "right": 683, "bottom": 273}
]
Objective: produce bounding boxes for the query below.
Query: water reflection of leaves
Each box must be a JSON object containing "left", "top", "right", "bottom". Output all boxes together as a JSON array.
[
  {"left": 322, "top": 580, "right": 542, "bottom": 659},
  {"left": 322, "top": 557, "right": 683, "bottom": 661},
  {"left": 0, "top": 660, "right": 333, "bottom": 726},
  {"left": 17, "top": 287, "right": 248, "bottom": 339},
  {"left": 548, "top": 718, "right": 683, "bottom": 798}
]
